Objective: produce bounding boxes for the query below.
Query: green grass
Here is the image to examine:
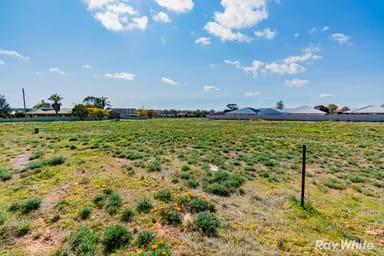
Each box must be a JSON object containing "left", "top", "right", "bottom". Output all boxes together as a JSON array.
[{"left": 0, "top": 120, "right": 383, "bottom": 255}]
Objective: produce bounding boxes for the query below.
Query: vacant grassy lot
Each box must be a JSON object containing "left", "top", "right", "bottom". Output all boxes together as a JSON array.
[{"left": 0, "top": 119, "right": 383, "bottom": 255}]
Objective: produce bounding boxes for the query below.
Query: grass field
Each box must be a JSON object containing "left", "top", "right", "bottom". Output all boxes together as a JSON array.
[{"left": 0, "top": 119, "right": 383, "bottom": 255}]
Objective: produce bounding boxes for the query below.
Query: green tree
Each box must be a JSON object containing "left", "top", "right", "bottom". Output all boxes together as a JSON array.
[
  {"left": 72, "top": 104, "right": 89, "bottom": 120},
  {"left": 327, "top": 104, "right": 338, "bottom": 114},
  {"left": 0, "top": 95, "right": 11, "bottom": 118},
  {"left": 83, "top": 96, "right": 111, "bottom": 109},
  {"left": 276, "top": 100, "right": 284, "bottom": 110},
  {"left": 224, "top": 104, "right": 238, "bottom": 113},
  {"left": 33, "top": 99, "right": 50, "bottom": 109},
  {"left": 48, "top": 93, "right": 63, "bottom": 117}
]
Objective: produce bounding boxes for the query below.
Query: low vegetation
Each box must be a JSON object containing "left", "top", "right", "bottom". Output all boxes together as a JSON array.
[{"left": 0, "top": 120, "right": 383, "bottom": 255}]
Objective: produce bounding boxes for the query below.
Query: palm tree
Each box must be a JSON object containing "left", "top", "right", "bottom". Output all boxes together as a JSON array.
[{"left": 48, "top": 93, "right": 63, "bottom": 117}]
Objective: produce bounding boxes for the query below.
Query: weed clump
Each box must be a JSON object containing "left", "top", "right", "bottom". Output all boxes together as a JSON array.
[
  {"left": 21, "top": 198, "right": 42, "bottom": 214},
  {"left": 121, "top": 207, "right": 135, "bottom": 222},
  {"left": 70, "top": 225, "right": 98, "bottom": 255},
  {"left": 147, "top": 160, "right": 161, "bottom": 172},
  {"left": 323, "top": 178, "right": 346, "bottom": 190},
  {"left": 136, "top": 198, "right": 153, "bottom": 213},
  {"left": 79, "top": 207, "right": 92, "bottom": 220},
  {"left": 203, "top": 171, "right": 243, "bottom": 196},
  {"left": 195, "top": 211, "right": 220, "bottom": 237},
  {"left": 103, "top": 224, "right": 132, "bottom": 252},
  {"left": 93, "top": 194, "right": 106, "bottom": 208},
  {"left": 137, "top": 230, "right": 154, "bottom": 247},
  {"left": 154, "top": 189, "right": 172, "bottom": 202},
  {"left": 0, "top": 169, "right": 12, "bottom": 181}
]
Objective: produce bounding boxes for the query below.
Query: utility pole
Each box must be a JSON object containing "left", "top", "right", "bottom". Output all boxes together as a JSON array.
[
  {"left": 22, "top": 88, "right": 27, "bottom": 123},
  {"left": 301, "top": 145, "right": 307, "bottom": 207}
]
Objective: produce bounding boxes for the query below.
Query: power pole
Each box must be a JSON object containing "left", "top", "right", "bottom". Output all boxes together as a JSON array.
[{"left": 22, "top": 88, "right": 27, "bottom": 122}]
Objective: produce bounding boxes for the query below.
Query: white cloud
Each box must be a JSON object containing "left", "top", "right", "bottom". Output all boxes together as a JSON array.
[
  {"left": 254, "top": 27, "right": 276, "bottom": 40},
  {"left": 284, "top": 47, "right": 321, "bottom": 64},
  {"left": 83, "top": 0, "right": 114, "bottom": 10},
  {"left": 203, "top": 85, "right": 219, "bottom": 92},
  {"left": 321, "top": 26, "right": 329, "bottom": 32},
  {"left": 331, "top": 33, "right": 351, "bottom": 45},
  {"left": 243, "top": 60, "right": 264, "bottom": 77},
  {"left": 161, "top": 77, "right": 177, "bottom": 85},
  {"left": 34, "top": 72, "right": 44, "bottom": 76},
  {"left": 204, "top": 0, "right": 268, "bottom": 42},
  {"left": 0, "top": 49, "right": 29, "bottom": 61},
  {"left": 294, "top": 33, "right": 299, "bottom": 38},
  {"left": 82, "top": 64, "right": 94, "bottom": 69},
  {"left": 209, "top": 64, "right": 216, "bottom": 68},
  {"left": 285, "top": 79, "right": 309, "bottom": 87},
  {"left": 195, "top": 37, "right": 211, "bottom": 46},
  {"left": 320, "top": 93, "right": 336, "bottom": 98},
  {"left": 0, "top": 60, "right": 4, "bottom": 65},
  {"left": 224, "top": 59, "right": 241, "bottom": 68},
  {"left": 155, "top": 0, "right": 194, "bottom": 13},
  {"left": 104, "top": 72, "right": 135, "bottom": 80},
  {"left": 309, "top": 28, "right": 317, "bottom": 34},
  {"left": 264, "top": 62, "right": 305, "bottom": 74},
  {"left": 244, "top": 91, "right": 261, "bottom": 97},
  {"left": 153, "top": 12, "right": 171, "bottom": 23},
  {"left": 83, "top": 0, "right": 148, "bottom": 31},
  {"left": 48, "top": 67, "right": 68, "bottom": 76},
  {"left": 241, "top": 47, "right": 321, "bottom": 77}
]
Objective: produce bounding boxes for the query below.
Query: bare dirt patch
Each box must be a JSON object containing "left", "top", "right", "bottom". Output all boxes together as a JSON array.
[
  {"left": 12, "top": 151, "right": 30, "bottom": 170},
  {"left": 17, "top": 218, "right": 64, "bottom": 256}
]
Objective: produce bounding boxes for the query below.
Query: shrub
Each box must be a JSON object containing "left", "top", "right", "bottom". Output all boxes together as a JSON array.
[
  {"left": 203, "top": 171, "right": 243, "bottom": 196},
  {"left": 55, "top": 199, "right": 69, "bottom": 212},
  {"left": 323, "top": 178, "right": 346, "bottom": 190},
  {"left": 79, "top": 207, "right": 92, "bottom": 220},
  {"left": 180, "top": 172, "right": 192, "bottom": 180},
  {"left": 108, "top": 192, "right": 122, "bottom": 207},
  {"left": 8, "top": 201, "right": 20, "bottom": 212},
  {"left": 0, "top": 212, "right": 6, "bottom": 225},
  {"left": 70, "top": 225, "right": 98, "bottom": 255},
  {"left": 93, "top": 194, "right": 106, "bottom": 208},
  {"left": 21, "top": 198, "right": 42, "bottom": 214},
  {"left": 171, "top": 177, "right": 179, "bottom": 184},
  {"left": 350, "top": 175, "right": 364, "bottom": 183},
  {"left": 103, "top": 224, "right": 132, "bottom": 252},
  {"left": 137, "top": 230, "right": 153, "bottom": 247},
  {"left": 121, "top": 207, "right": 135, "bottom": 222},
  {"left": 106, "top": 206, "right": 118, "bottom": 215},
  {"left": 190, "top": 197, "right": 215, "bottom": 213},
  {"left": 187, "top": 179, "right": 199, "bottom": 189},
  {"left": 158, "top": 206, "right": 182, "bottom": 225},
  {"left": 154, "top": 190, "right": 172, "bottom": 202},
  {"left": 195, "top": 211, "right": 220, "bottom": 237},
  {"left": 16, "top": 221, "right": 31, "bottom": 237},
  {"left": 205, "top": 183, "right": 229, "bottom": 196},
  {"left": 48, "top": 156, "right": 66, "bottom": 166},
  {"left": 26, "top": 160, "right": 46, "bottom": 170},
  {"left": 0, "top": 169, "right": 12, "bottom": 181},
  {"left": 147, "top": 160, "right": 161, "bottom": 172},
  {"left": 181, "top": 165, "right": 190, "bottom": 172},
  {"left": 29, "top": 151, "right": 43, "bottom": 160},
  {"left": 136, "top": 198, "right": 153, "bottom": 213}
]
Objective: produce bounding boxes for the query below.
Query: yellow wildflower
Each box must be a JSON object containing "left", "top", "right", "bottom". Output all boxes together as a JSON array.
[
  {"left": 152, "top": 244, "right": 158, "bottom": 250},
  {"left": 136, "top": 249, "right": 143, "bottom": 254}
]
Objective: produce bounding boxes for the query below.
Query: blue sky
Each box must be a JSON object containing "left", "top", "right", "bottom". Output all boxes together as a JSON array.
[{"left": 1, "top": 0, "right": 383, "bottom": 110}]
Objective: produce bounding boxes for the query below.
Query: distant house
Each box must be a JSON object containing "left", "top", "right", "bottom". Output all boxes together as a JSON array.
[
  {"left": 346, "top": 105, "right": 384, "bottom": 115},
  {"left": 227, "top": 107, "right": 282, "bottom": 116},
  {"left": 110, "top": 108, "right": 137, "bottom": 118},
  {"left": 27, "top": 108, "right": 72, "bottom": 117},
  {"left": 282, "top": 106, "right": 326, "bottom": 115}
]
